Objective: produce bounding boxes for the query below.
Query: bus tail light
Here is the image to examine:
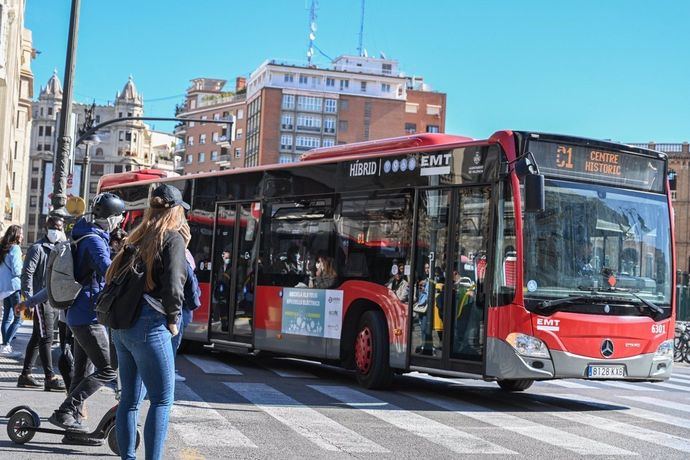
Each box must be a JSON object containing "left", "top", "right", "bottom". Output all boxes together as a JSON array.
[
  {"left": 654, "top": 339, "right": 673, "bottom": 359},
  {"left": 506, "top": 333, "right": 550, "bottom": 358}
]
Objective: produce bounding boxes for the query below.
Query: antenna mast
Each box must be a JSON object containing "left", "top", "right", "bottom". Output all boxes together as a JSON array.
[
  {"left": 357, "top": 0, "right": 366, "bottom": 57},
  {"left": 306, "top": 0, "right": 318, "bottom": 66}
]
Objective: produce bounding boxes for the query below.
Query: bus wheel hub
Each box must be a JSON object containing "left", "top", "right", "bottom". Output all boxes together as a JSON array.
[{"left": 355, "top": 326, "right": 373, "bottom": 373}]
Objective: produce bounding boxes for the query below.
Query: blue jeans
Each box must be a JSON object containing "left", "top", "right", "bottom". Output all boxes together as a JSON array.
[
  {"left": 170, "top": 309, "right": 192, "bottom": 358},
  {"left": 2, "top": 291, "right": 22, "bottom": 345},
  {"left": 113, "top": 303, "right": 174, "bottom": 460}
]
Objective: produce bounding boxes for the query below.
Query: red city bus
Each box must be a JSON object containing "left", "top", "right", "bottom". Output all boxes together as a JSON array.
[{"left": 99, "top": 131, "right": 675, "bottom": 391}]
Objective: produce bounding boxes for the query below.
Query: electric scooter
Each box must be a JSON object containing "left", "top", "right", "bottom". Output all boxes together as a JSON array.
[{"left": 5, "top": 404, "right": 141, "bottom": 455}]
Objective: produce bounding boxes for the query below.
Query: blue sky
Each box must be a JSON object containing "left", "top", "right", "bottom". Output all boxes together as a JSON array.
[{"left": 26, "top": 0, "right": 690, "bottom": 141}]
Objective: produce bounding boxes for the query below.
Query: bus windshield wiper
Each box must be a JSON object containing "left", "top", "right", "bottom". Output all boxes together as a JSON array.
[
  {"left": 577, "top": 286, "right": 665, "bottom": 317},
  {"left": 535, "top": 294, "right": 627, "bottom": 310},
  {"left": 630, "top": 291, "right": 665, "bottom": 316}
]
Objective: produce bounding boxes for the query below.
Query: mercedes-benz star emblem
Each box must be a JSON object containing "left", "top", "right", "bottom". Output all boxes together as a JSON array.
[{"left": 601, "top": 339, "right": 614, "bottom": 358}]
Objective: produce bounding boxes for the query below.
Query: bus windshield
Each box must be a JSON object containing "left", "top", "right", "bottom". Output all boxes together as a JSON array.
[{"left": 523, "top": 180, "right": 672, "bottom": 313}]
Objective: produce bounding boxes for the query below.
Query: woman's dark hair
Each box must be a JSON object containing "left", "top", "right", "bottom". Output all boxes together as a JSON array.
[{"left": 0, "top": 225, "right": 22, "bottom": 264}]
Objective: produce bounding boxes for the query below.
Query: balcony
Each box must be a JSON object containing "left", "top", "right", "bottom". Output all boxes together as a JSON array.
[
  {"left": 281, "top": 123, "right": 294, "bottom": 131},
  {"left": 216, "top": 135, "right": 231, "bottom": 148},
  {"left": 323, "top": 127, "right": 336, "bottom": 134},
  {"left": 296, "top": 125, "right": 321, "bottom": 133},
  {"left": 295, "top": 145, "right": 312, "bottom": 152}
]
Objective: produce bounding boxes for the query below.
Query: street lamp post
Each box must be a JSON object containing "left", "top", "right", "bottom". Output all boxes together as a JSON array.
[{"left": 51, "top": 0, "right": 81, "bottom": 217}]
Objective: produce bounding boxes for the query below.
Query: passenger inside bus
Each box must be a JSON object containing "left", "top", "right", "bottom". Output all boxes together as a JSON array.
[
  {"left": 386, "top": 262, "right": 409, "bottom": 302},
  {"left": 309, "top": 253, "right": 337, "bottom": 289}
]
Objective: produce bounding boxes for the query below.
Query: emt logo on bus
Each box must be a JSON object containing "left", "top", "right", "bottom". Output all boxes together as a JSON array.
[{"left": 420, "top": 152, "right": 452, "bottom": 176}]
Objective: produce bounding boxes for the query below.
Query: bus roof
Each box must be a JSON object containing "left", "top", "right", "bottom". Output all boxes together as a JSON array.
[{"left": 98, "top": 169, "right": 178, "bottom": 191}]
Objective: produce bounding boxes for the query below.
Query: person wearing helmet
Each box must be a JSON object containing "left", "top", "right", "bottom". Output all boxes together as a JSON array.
[{"left": 48, "top": 192, "right": 125, "bottom": 433}]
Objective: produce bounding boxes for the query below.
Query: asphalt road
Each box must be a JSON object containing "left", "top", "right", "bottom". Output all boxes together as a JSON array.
[{"left": 1, "top": 322, "right": 689, "bottom": 459}]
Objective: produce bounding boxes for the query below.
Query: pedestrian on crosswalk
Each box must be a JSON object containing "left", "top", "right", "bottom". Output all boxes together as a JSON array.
[
  {"left": 108, "top": 184, "right": 189, "bottom": 460},
  {"left": 15, "top": 216, "right": 67, "bottom": 391},
  {"left": 0, "top": 225, "right": 25, "bottom": 356}
]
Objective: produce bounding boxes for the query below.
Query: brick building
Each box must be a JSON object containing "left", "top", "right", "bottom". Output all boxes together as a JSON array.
[
  {"left": 174, "top": 77, "right": 247, "bottom": 174},
  {"left": 630, "top": 142, "right": 689, "bottom": 271},
  {"left": 177, "top": 55, "right": 446, "bottom": 172}
]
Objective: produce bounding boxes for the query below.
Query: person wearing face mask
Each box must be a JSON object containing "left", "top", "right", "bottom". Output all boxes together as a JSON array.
[
  {"left": 47, "top": 192, "right": 124, "bottom": 432},
  {"left": 15, "top": 216, "right": 67, "bottom": 391}
]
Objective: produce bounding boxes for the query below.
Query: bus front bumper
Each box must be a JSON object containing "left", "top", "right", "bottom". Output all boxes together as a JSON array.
[{"left": 485, "top": 337, "right": 673, "bottom": 381}]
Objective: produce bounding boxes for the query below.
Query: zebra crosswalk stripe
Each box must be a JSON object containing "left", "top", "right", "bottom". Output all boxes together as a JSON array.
[
  {"left": 403, "top": 391, "right": 634, "bottom": 456},
  {"left": 552, "top": 394, "right": 690, "bottom": 430},
  {"left": 524, "top": 397, "right": 690, "bottom": 454},
  {"left": 642, "top": 381, "right": 690, "bottom": 391},
  {"left": 225, "top": 382, "right": 388, "bottom": 453},
  {"left": 622, "top": 396, "right": 690, "bottom": 414},
  {"left": 185, "top": 355, "right": 243, "bottom": 375},
  {"left": 595, "top": 381, "right": 661, "bottom": 392},
  {"left": 670, "top": 373, "right": 690, "bottom": 382},
  {"left": 540, "top": 380, "right": 598, "bottom": 389},
  {"left": 171, "top": 382, "right": 256, "bottom": 448},
  {"left": 264, "top": 367, "right": 317, "bottom": 378},
  {"left": 311, "top": 385, "right": 516, "bottom": 455}
]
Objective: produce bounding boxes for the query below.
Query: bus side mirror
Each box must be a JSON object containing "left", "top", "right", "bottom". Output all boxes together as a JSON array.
[{"left": 524, "top": 173, "right": 545, "bottom": 213}]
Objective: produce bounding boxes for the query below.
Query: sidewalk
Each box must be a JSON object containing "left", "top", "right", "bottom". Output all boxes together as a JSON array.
[{"left": 0, "top": 320, "right": 118, "bottom": 459}]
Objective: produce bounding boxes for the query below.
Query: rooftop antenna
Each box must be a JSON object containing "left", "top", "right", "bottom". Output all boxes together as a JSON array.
[
  {"left": 357, "top": 0, "right": 366, "bottom": 57},
  {"left": 306, "top": 0, "right": 318, "bottom": 66}
]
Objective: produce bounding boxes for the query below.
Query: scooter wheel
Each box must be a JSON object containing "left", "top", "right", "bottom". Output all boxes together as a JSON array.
[
  {"left": 7, "top": 411, "right": 36, "bottom": 444},
  {"left": 107, "top": 425, "right": 141, "bottom": 455}
]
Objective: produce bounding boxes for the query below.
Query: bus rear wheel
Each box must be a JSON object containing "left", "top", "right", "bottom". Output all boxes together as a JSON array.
[
  {"left": 497, "top": 379, "right": 534, "bottom": 391},
  {"left": 354, "top": 310, "right": 393, "bottom": 389}
]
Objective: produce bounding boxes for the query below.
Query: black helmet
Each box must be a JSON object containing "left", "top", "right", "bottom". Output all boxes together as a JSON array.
[{"left": 91, "top": 192, "right": 125, "bottom": 219}]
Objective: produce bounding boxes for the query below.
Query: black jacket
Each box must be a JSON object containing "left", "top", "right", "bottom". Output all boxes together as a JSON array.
[{"left": 145, "top": 230, "right": 187, "bottom": 324}]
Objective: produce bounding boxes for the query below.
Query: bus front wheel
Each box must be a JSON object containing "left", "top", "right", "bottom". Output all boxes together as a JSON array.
[
  {"left": 354, "top": 310, "right": 393, "bottom": 389},
  {"left": 497, "top": 379, "right": 534, "bottom": 391}
]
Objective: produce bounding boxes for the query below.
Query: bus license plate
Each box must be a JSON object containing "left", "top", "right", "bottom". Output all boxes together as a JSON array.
[{"left": 587, "top": 365, "right": 625, "bottom": 379}]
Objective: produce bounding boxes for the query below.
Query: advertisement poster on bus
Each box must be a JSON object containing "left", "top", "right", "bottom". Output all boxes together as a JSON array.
[
  {"left": 42, "top": 162, "right": 82, "bottom": 215},
  {"left": 281, "top": 288, "right": 343, "bottom": 339}
]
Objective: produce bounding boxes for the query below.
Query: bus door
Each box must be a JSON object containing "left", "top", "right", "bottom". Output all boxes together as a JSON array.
[
  {"left": 410, "top": 187, "right": 491, "bottom": 374},
  {"left": 209, "top": 201, "right": 261, "bottom": 345}
]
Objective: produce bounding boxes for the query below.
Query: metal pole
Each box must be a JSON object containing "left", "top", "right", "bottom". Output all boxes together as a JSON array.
[
  {"left": 52, "top": 0, "right": 81, "bottom": 217},
  {"left": 81, "top": 144, "right": 90, "bottom": 203}
]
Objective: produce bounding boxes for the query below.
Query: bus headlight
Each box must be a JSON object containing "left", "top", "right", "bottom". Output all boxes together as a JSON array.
[
  {"left": 654, "top": 339, "right": 674, "bottom": 359},
  {"left": 506, "top": 333, "right": 550, "bottom": 358}
]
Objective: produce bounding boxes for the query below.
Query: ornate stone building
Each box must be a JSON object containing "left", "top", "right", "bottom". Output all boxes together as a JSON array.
[{"left": 25, "top": 74, "right": 177, "bottom": 243}]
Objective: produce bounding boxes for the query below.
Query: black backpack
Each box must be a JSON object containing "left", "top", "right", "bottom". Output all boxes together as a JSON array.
[{"left": 95, "top": 245, "right": 146, "bottom": 329}]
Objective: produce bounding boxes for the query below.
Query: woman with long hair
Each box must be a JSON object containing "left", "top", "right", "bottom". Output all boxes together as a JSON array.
[
  {"left": 108, "top": 184, "right": 189, "bottom": 460},
  {"left": 309, "top": 253, "right": 337, "bottom": 289},
  {"left": 0, "top": 225, "right": 24, "bottom": 354}
]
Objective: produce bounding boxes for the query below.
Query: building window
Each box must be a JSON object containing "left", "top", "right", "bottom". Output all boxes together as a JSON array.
[
  {"left": 201, "top": 115, "right": 207, "bottom": 125},
  {"left": 405, "top": 103, "right": 419, "bottom": 113},
  {"left": 200, "top": 134, "right": 207, "bottom": 144},
  {"left": 299, "top": 75, "right": 309, "bottom": 84},
  {"left": 125, "top": 131, "right": 132, "bottom": 141},
  {"left": 38, "top": 126, "right": 44, "bottom": 136},
  {"left": 90, "top": 182, "right": 99, "bottom": 194},
  {"left": 295, "top": 136, "right": 320, "bottom": 151},
  {"left": 31, "top": 178, "right": 38, "bottom": 189},
  {"left": 405, "top": 123, "right": 416, "bottom": 134},
  {"left": 12, "top": 172, "right": 15, "bottom": 190},
  {"left": 339, "top": 99, "right": 349, "bottom": 111},
  {"left": 280, "top": 134, "right": 293, "bottom": 150},
  {"left": 213, "top": 113, "right": 220, "bottom": 121},
  {"left": 91, "top": 164, "right": 104, "bottom": 176},
  {"left": 212, "top": 132, "right": 219, "bottom": 142},
  {"left": 426, "top": 105, "right": 442, "bottom": 116},
  {"left": 37, "top": 144, "right": 43, "bottom": 151},
  {"left": 671, "top": 190, "right": 677, "bottom": 201},
  {"left": 338, "top": 120, "right": 349, "bottom": 132},
  {"left": 324, "top": 99, "right": 337, "bottom": 113},
  {"left": 48, "top": 107, "right": 53, "bottom": 116},
  {"left": 186, "top": 154, "right": 193, "bottom": 164},
  {"left": 281, "top": 113, "right": 294, "bottom": 129},
  {"left": 236, "top": 129, "right": 243, "bottom": 140},
  {"left": 323, "top": 138, "right": 335, "bottom": 147},
  {"left": 382, "top": 63, "right": 392, "bottom": 75},
  {"left": 297, "top": 96, "right": 322, "bottom": 112},
  {"left": 189, "top": 121, "right": 195, "bottom": 127},
  {"left": 44, "top": 144, "right": 51, "bottom": 151},
  {"left": 188, "top": 136, "right": 194, "bottom": 146},
  {"left": 340, "top": 79, "right": 349, "bottom": 90},
  {"left": 119, "top": 112, "right": 123, "bottom": 118},
  {"left": 95, "top": 148, "right": 104, "bottom": 156},
  {"left": 284, "top": 73, "right": 294, "bottom": 83},
  {"left": 234, "top": 148, "right": 241, "bottom": 158},
  {"left": 114, "top": 165, "right": 123, "bottom": 173},
  {"left": 282, "top": 94, "right": 295, "bottom": 110},
  {"left": 119, "top": 131, "right": 124, "bottom": 141},
  {"left": 324, "top": 117, "right": 336, "bottom": 133},
  {"left": 381, "top": 83, "right": 391, "bottom": 93},
  {"left": 198, "top": 152, "right": 206, "bottom": 163},
  {"left": 360, "top": 81, "right": 367, "bottom": 92},
  {"left": 127, "top": 112, "right": 132, "bottom": 117},
  {"left": 237, "top": 109, "right": 244, "bottom": 119},
  {"left": 297, "top": 114, "right": 321, "bottom": 131},
  {"left": 211, "top": 151, "right": 219, "bottom": 161},
  {"left": 95, "top": 115, "right": 101, "bottom": 123},
  {"left": 30, "top": 196, "right": 37, "bottom": 207},
  {"left": 326, "top": 77, "right": 335, "bottom": 87},
  {"left": 426, "top": 125, "right": 440, "bottom": 133}
]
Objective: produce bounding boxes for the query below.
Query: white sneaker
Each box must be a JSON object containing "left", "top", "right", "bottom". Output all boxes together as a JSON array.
[
  {"left": 174, "top": 372, "right": 186, "bottom": 382},
  {"left": 0, "top": 344, "right": 12, "bottom": 354}
]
